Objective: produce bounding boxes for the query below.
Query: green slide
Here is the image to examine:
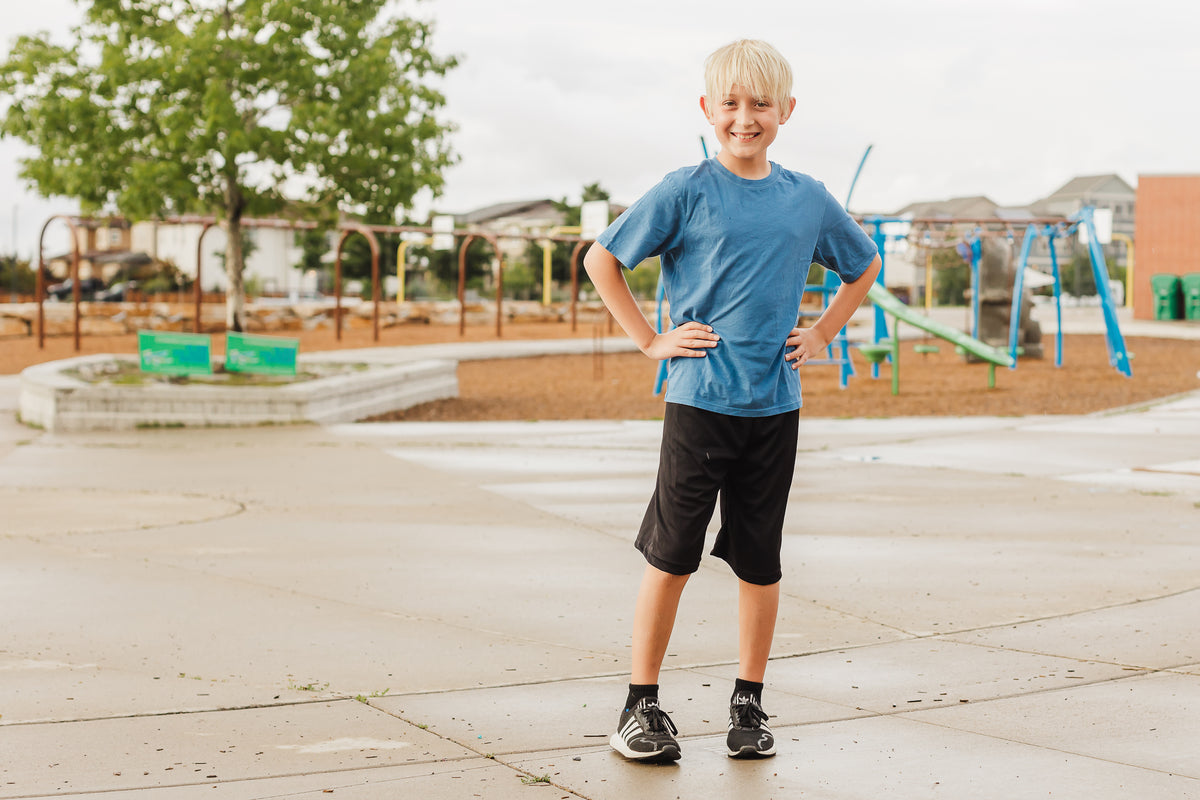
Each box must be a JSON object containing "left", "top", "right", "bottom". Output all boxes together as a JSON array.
[{"left": 866, "top": 283, "right": 1014, "bottom": 368}]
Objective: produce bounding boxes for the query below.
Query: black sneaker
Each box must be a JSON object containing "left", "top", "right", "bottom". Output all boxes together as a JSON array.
[
  {"left": 726, "top": 692, "right": 775, "bottom": 758},
  {"left": 609, "top": 696, "right": 681, "bottom": 762}
]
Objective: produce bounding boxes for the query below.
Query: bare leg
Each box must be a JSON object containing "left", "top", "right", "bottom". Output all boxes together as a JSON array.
[
  {"left": 737, "top": 579, "right": 779, "bottom": 682},
  {"left": 630, "top": 564, "right": 690, "bottom": 684}
]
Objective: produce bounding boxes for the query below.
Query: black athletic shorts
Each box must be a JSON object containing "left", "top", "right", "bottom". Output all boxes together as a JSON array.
[{"left": 636, "top": 402, "right": 799, "bottom": 585}]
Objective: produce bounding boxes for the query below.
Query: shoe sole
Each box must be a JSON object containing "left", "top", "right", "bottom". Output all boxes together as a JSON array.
[
  {"left": 727, "top": 744, "right": 776, "bottom": 759},
  {"left": 610, "top": 732, "right": 681, "bottom": 763}
]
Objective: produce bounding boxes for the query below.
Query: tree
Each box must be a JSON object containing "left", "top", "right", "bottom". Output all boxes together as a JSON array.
[
  {"left": 1, "top": 255, "right": 36, "bottom": 298},
  {"left": 932, "top": 245, "right": 971, "bottom": 306},
  {"left": 1, "top": 0, "right": 456, "bottom": 330}
]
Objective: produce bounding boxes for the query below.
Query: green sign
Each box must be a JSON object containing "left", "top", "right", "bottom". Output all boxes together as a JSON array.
[
  {"left": 138, "top": 330, "right": 213, "bottom": 375},
  {"left": 225, "top": 332, "right": 299, "bottom": 376}
]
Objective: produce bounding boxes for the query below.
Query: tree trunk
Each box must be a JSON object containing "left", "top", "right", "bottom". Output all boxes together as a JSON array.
[{"left": 224, "top": 183, "right": 246, "bottom": 333}]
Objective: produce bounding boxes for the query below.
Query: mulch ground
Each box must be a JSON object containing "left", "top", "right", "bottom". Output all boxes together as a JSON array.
[{"left": 5, "top": 321, "right": 1199, "bottom": 420}]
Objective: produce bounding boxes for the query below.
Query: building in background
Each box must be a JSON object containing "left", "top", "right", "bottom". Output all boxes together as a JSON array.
[
  {"left": 1133, "top": 174, "right": 1200, "bottom": 320},
  {"left": 129, "top": 220, "right": 311, "bottom": 297}
]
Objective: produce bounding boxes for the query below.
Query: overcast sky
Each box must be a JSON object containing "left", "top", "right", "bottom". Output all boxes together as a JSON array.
[{"left": 3, "top": 0, "right": 1197, "bottom": 258}]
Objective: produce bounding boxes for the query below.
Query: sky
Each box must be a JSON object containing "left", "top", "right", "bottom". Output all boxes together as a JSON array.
[{"left": 2, "top": 0, "right": 1198, "bottom": 259}]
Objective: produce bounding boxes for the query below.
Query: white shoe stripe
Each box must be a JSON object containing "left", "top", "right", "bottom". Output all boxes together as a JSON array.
[{"left": 619, "top": 716, "right": 642, "bottom": 739}]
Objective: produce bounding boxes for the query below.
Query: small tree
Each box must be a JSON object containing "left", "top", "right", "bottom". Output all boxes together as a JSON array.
[
  {"left": 932, "top": 246, "right": 971, "bottom": 306},
  {"left": 1, "top": 256, "right": 36, "bottom": 298},
  {"left": 1, "top": 0, "right": 456, "bottom": 330}
]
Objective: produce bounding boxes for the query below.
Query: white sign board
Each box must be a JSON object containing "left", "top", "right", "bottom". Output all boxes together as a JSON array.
[
  {"left": 432, "top": 215, "right": 456, "bottom": 251},
  {"left": 580, "top": 200, "right": 610, "bottom": 239},
  {"left": 1078, "top": 208, "right": 1113, "bottom": 246}
]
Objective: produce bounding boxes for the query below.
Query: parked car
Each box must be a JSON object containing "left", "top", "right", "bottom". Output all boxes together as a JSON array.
[
  {"left": 94, "top": 281, "right": 137, "bottom": 302},
  {"left": 46, "top": 277, "right": 105, "bottom": 301}
]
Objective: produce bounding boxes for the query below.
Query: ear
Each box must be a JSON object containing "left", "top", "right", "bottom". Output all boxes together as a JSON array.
[
  {"left": 779, "top": 96, "right": 797, "bottom": 125},
  {"left": 700, "top": 95, "right": 715, "bottom": 124}
]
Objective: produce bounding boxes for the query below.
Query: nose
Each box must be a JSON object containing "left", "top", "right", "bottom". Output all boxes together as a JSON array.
[{"left": 735, "top": 104, "right": 755, "bottom": 127}]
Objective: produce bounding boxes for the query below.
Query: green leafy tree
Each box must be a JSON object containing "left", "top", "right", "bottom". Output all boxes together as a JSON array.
[
  {"left": 2, "top": 256, "right": 36, "bottom": 298},
  {"left": 1, "top": 0, "right": 456, "bottom": 330},
  {"left": 932, "top": 246, "right": 971, "bottom": 306},
  {"left": 1060, "top": 250, "right": 1099, "bottom": 297},
  {"left": 407, "top": 235, "right": 492, "bottom": 298}
]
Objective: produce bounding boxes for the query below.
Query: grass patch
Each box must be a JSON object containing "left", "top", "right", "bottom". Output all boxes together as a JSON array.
[{"left": 64, "top": 359, "right": 369, "bottom": 388}]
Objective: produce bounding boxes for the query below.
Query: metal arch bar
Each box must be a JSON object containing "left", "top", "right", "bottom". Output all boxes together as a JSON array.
[
  {"left": 457, "top": 232, "right": 505, "bottom": 338},
  {"left": 568, "top": 240, "right": 592, "bottom": 334},
  {"left": 333, "top": 223, "right": 383, "bottom": 342},
  {"left": 36, "top": 214, "right": 84, "bottom": 351}
]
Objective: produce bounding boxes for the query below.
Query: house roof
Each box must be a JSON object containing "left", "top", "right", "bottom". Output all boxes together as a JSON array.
[
  {"left": 1041, "top": 174, "right": 1135, "bottom": 200},
  {"left": 455, "top": 199, "right": 559, "bottom": 226},
  {"left": 892, "top": 195, "right": 1001, "bottom": 220}
]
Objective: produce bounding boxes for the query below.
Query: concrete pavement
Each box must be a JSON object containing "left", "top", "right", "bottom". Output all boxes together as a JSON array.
[{"left": 1, "top": 313, "right": 1199, "bottom": 798}]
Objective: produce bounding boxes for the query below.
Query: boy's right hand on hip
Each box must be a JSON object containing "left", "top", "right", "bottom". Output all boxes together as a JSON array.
[{"left": 642, "top": 322, "right": 719, "bottom": 360}]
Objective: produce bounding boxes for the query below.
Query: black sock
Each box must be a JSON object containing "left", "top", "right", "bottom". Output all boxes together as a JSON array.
[
  {"left": 625, "top": 683, "right": 658, "bottom": 710},
  {"left": 733, "top": 678, "right": 763, "bottom": 703}
]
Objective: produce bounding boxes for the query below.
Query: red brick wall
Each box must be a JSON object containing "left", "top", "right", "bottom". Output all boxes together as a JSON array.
[{"left": 1135, "top": 175, "right": 1200, "bottom": 320}]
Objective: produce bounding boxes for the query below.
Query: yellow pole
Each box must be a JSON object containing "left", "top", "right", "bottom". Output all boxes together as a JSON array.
[
  {"left": 541, "top": 226, "right": 583, "bottom": 305},
  {"left": 1110, "top": 232, "right": 1134, "bottom": 309},
  {"left": 396, "top": 241, "right": 408, "bottom": 302},
  {"left": 541, "top": 240, "right": 553, "bottom": 306}
]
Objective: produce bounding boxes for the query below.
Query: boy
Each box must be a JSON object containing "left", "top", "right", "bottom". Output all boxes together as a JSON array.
[{"left": 584, "top": 39, "right": 881, "bottom": 762}]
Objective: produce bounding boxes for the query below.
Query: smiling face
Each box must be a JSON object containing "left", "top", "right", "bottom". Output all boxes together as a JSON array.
[{"left": 701, "top": 85, "right": 795, "bottom": 179}]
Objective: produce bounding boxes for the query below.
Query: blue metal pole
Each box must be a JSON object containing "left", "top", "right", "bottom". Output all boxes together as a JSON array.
[
  {"left": 653, "top": 274, "right": 668, "bottom": 395},
  {"left": 845, "top": 144, "right": 873, "bottom": 211},
  {"left": 969, "top": 234, "right": 982, "bottom": 340},
  {"left": 870, "top": 218, "right": 888, "bottom": 379},
  {"left": 1078, "top": 207, "right": 1132, "bottom": 377},
  {"left": 1007, "top": 224, "right": 1038, "bottom": 368},
  {"left": 1046, "top": 225, "right": 1064, "bottom": 368}
]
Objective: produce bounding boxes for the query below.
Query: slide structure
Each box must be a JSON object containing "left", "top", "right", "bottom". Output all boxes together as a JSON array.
[
  {"left": 864, "top": 283, "right": 1013, "bottom": 395},
  {"left": 867, "top": 283, "right": 1014, "bottom": 368}
]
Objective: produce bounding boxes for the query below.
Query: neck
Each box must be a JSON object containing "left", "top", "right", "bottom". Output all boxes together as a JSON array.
[{"left": 717, "top": 152, "right": 772, "bottom": 180}]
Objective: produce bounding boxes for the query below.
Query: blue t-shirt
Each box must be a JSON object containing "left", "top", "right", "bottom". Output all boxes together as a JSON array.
[{"left": 597, "top": 158, "right": 878, "bottom": 416}]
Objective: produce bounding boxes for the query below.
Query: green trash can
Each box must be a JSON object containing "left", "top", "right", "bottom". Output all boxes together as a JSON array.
[
  {"left": 1150, "top": 274, "right": 1182, "bottom": 320},
  {"left": 1182, "top": 273, "right": 1200, "bottom": 321}
]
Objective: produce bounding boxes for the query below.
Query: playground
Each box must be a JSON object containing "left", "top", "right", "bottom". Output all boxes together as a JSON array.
[
  {"left": 8, "top": 314, "right": 1198, "bottom": 421},
  {"left": 375, "top": 331, "right": 1200, "bottom": 421}
]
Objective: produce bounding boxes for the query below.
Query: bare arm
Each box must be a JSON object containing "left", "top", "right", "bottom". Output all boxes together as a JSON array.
[
  {"left": 583, "top": 242, "right": 719, "bottom": 360},
  {"left": 785, "top": 255, "right": 882, "bottom": 369}
]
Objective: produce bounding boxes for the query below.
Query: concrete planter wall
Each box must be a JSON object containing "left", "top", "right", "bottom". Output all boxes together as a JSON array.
[{"left": 19, "top": 354, "right": 457, "bottom": 432}]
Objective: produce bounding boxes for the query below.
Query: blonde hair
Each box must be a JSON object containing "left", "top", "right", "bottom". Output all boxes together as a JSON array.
[{"left": 703, "top": 39, "right": 793, "bottom": 112}]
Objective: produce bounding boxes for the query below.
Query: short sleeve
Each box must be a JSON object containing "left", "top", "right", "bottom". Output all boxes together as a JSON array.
[
  {"left": 812, "top": 187, "right": 878, "bottom": 283},
  {"left": 595, "top": 173, "right": 686, "bottom": 271}
]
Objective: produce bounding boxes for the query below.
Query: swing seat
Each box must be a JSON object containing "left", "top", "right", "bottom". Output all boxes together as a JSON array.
[{"left": 856, "top": 341, "right": 894, "bottom": 365}]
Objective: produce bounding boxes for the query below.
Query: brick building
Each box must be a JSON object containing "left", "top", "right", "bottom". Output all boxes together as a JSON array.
[{"left": 1133, "top": 175, "right": 1200, "bottom": 320}]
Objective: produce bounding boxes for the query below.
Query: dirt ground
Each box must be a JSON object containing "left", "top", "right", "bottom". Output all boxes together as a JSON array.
[{"left": 7, "top": 319, "right": 1199, "bottom": 420}]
